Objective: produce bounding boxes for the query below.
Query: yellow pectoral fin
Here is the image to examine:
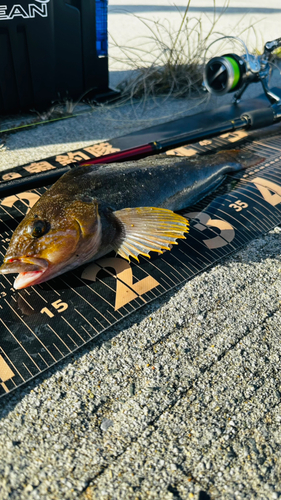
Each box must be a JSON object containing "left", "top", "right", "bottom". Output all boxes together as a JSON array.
[{"left": 113, "top": 207, "right": 189, "bottom": 261}]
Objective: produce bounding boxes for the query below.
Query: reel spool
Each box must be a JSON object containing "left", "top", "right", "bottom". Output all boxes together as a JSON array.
[{"left": 204, "top": 53, "right": 246, "bottom": 96}]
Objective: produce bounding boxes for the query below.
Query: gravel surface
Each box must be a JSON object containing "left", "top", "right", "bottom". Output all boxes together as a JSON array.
[
  {"left": 0, "top": 227, "right": 281, "bottom": 499},
  {"left": 1, "top": 67, "right": 281, "bottom": 499},
  {"left": 0, "top": 95, "right": 207, "bottom": 170}
]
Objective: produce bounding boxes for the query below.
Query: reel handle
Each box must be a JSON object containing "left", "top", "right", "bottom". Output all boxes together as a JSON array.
[{"left": 264, "top": 37, "right": 281, "bottom": 57}]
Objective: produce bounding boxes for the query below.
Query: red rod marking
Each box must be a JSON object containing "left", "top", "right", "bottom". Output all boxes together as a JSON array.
[{"left": 80, "top": 144, "right": 155, "bottom": 165}]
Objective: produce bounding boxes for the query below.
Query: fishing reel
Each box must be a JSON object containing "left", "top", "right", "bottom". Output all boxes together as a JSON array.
[{"left": 203, "top": 36, "right": 281, "bottom": 105}]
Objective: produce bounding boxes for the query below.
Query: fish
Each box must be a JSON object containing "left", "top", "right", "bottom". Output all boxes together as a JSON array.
[{"left": 0, "top": 149, "right": 262, "bottom": 289}]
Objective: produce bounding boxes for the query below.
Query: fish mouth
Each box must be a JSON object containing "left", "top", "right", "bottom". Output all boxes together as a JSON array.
[{"left": 0, "top": 256, "right": 49, "bottom": 289}]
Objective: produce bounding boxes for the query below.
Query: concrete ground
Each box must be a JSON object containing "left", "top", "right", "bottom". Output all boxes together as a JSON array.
[{"left": 1, "top": 2, "right": 281, "bottom": 500}]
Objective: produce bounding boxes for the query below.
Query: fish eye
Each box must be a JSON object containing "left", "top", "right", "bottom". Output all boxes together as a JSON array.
[{"left": 31, "top": 220, "right": 50, "bottom": 238}]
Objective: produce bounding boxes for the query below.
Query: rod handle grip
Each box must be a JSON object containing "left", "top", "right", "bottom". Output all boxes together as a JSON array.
[{"left": 242, "top": 107, "right": 275, "bottom": 130}]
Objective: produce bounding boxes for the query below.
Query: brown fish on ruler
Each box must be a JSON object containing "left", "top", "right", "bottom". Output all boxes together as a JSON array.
[{"left": 0, "top": 150, "right": 262, "bottom": 289}]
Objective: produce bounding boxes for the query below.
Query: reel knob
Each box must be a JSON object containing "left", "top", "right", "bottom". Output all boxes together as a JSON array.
[{"left": 204, "top": 54, "right": 246, "bottom": 95}]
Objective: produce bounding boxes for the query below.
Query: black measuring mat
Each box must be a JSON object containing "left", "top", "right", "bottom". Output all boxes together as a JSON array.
[{"left": 1, "top": 141, "right": 281, "bottom": 397}]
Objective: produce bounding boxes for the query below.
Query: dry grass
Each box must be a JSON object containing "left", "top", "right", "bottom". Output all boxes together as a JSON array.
[
  {"left": 110, "top": 0, "right": 230, "bottom": 100},
  {"left": 110, "top": 1, "right": 265, "bottom": 102}
]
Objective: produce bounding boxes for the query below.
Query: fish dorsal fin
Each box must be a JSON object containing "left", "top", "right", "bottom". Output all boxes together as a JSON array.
[{"left": 112, "top": 207, "right": 189, "bottom": 262}]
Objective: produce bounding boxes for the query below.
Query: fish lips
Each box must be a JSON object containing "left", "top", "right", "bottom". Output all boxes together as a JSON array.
[{"left": 0, "top": 256, "right": 49, "bottom": 289}]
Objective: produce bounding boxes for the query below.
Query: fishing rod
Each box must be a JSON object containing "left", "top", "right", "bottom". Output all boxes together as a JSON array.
[
  {"left": 0, "top": 105, "right": 275, "bottom": 199},
  {"left": 1, "top": 36, "right": 281, "bottom": 198}
]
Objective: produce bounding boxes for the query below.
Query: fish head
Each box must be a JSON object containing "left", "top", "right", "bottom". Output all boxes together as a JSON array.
[{"left": 0, "top": 194, "right": 102, "bottom": 289}]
